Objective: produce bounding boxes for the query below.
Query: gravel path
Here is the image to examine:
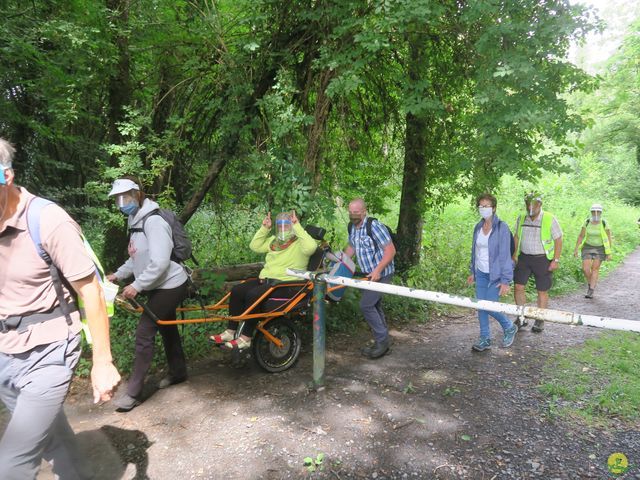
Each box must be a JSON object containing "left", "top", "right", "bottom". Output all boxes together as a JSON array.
[{"left": 5, "top": 249, "right": 640, "bottom": 479}]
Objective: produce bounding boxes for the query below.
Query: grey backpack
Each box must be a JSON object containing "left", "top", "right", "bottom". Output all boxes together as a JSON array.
[{"left": 129, "top": 209, "right": 194, "bottom": 263}]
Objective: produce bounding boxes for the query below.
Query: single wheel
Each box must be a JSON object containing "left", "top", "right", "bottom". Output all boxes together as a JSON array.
[{"left": 253, "top": 318, "right": 301, "bottom": 373}]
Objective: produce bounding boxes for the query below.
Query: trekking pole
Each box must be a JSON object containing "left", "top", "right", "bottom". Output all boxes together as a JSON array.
[{"left": 287, "top": 269, "right": 640, "bottom": 333}]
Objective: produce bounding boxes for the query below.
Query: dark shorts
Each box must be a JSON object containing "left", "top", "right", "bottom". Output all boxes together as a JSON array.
[
  {"left": 581, "top": 245, "right": 606, "bottom": 261},
  {"left": 514, "top": 254, "right": 553, "bottom": 292}
]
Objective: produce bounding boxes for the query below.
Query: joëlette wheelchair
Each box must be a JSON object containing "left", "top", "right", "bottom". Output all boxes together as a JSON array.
[{"left": 119, "top": 226, "right": 347, "bottom": 373}]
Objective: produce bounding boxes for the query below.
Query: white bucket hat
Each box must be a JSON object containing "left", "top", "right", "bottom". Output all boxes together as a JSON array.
[
  {"left": 108, "top": 179, "right": 140, "bottom": 197},
  {"left": 590, "top": 203, "right": 603, "bottom": 212}
]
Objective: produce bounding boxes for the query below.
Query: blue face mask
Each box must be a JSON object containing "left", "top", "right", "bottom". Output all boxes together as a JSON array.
[
  {"left": 0, "top": 167, "right": 7, "bottom": 185},
  {"left": 119, "top": 203, "right": 139, "bottom": 216}
]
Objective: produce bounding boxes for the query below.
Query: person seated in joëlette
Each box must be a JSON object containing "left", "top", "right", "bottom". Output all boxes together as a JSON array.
[{"left": 209, "top": 210, "right": 317, "bottom": 350}]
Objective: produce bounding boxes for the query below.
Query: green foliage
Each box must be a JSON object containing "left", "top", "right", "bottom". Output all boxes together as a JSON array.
[
  {"left": 195, "top": 270, "right": 226, "bottom": 299},
  {"left": 443, "top": 387, "right": 461, "bottom": 397},
  {"left": 324, "top": 287, "right": 362, "bottom": 334},
  {"left": 403, "top": 382, "right": 416, "bottom": 394},
  {"left": 75, "top": 357, "right": 92, "bottom": 378},
  {"left": 408, "top": 206, "right": 477, "bottom": 297},
  {"left": 540, "top": 331, "right": 640, "bottom": 424},
  {"left": 187, "top": 207, "right": 263, "bottom": 267},
  {"left": 2, "top": 0, "right": 602, "bottom": 249},
  {"left": 1, "top": 2, "right": 117, "bottom": 207},
  {"left": 574, "top": 17, "right": 640, "bottom": 206},
  {"left": 303, "top": 453, "right": 325, "bottom": 473},
  {"left": 103, "top": 311, "right": 138, "bottom": 374},
  {"left": 465, "top": 0, "right": 599, "bottom": 186}
]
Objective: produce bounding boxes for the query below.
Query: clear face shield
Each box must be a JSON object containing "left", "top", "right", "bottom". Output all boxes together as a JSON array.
[
  {"left": 525, "top": 200, "right": 541, "bottom": 217},
  {"left": 115, "top": 191, "right": 138, "bottom": 208},
  {"left": 591, "top": 210, "right": 602, "bottom": 222},
  {"left": 275, "top": 219, "right": 293, "bottom": 242}
]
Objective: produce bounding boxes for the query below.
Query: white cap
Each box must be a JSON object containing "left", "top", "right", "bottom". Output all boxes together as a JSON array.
[
  {"left": 108, "top": 179, "right": 139, "bottom": 197},
  {"left": 590, "top": 203, "right": 603, "bottom": 212}
]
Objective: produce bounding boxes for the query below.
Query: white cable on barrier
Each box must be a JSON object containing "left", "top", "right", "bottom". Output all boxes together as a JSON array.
[{"left": 286, "top": 268, "right": 640, "bottom": 333}]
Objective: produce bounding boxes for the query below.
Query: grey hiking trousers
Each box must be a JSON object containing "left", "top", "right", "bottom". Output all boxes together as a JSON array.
[
  {"left": 360, "top": 274, "right": 393, "bottom": 343},
  {"left": 0, "top": 333, "right": 92, "bottom": 480}
]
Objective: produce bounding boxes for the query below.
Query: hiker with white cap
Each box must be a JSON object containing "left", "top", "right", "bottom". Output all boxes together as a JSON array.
[
  {"left": 573, "top": 203, "right": 612, "bottom": 299},
  {"left": 106, "top": 177, "right": 189, "bottom": 412}
]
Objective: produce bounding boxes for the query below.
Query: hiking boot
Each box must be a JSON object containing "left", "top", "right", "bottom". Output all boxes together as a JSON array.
[
  {"left": 360, "top": 339, "right": 376, "bottom": 356},
  {"left": 502, "top": 324, "right": 518, "bottom": 348},
  {"left": 514, "top": 315, "right": 528, "bottom": 330},
  {"left": 531, "top": 320, "right": 545, "bottom": 333},
  {"left": 158, "top": 375, "right": 187, "bottom": 389},
  {"left": 362, "top": 338, "right": 391, "bottom": 359},
  {"left": 585, "top": 287, "right": 594, "bottom": 299},
  {"left": 472, "top": 337, "right": 491, "bottom": 352},
  {"left": 114, "top": 393, "right": 141, "bottom": 412}
]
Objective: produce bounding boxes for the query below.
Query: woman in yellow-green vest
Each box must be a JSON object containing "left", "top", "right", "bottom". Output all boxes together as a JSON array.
[{"left": 573, "top": 203, "right": 612, "bottom": 299}]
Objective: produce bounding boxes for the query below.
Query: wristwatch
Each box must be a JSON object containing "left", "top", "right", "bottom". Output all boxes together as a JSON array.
[{"left": 552, "top": 258, "right": 560, "bottom": 263}]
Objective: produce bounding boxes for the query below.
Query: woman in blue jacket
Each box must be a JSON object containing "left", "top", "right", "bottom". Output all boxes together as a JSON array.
[{"left": 467, "top": 194, "right": 518, "bottom": 352}]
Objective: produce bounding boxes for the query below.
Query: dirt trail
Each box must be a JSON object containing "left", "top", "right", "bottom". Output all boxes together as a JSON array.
[{"left": 7, "top": 250, "right": 640, "bottom": 479}]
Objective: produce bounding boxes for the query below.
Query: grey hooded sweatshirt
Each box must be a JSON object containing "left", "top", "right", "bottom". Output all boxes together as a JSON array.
[{"left": 114, "top": 198, "right": 188, "bottom": 292}]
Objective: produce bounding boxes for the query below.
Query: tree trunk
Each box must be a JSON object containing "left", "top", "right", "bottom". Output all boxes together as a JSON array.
[
  {"left": 192, "top": 263, "right": 264, "bottom": 285},
  {"left": 105, "top": 0, "right": 131, "bottom": 148},
  {"left": 396, "top": 36, "right": 429, "bottom": 275},
  {"left": 179, "top": 147, "right": 232, "bottom": 224},
  {"left": 178, "top": 67, "right": 280, "bottom": 224},
  {"left": 101, "top": 0, "right": 132, "bottom": 270},
  {"left": 304, "top": 69, "right": 334, "bottom": 187},
  {"left": 150, "top": 60, "right": 177, "bottom": 198}
]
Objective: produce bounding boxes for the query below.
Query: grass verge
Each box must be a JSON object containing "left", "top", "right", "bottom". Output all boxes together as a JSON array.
[{"left": 539, "top": 331, "right": 640, "bottom": 427}]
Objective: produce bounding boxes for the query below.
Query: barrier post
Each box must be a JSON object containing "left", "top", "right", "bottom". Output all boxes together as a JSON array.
[{"left": 312, "top": 277, "right": 326, "bottom": 389}]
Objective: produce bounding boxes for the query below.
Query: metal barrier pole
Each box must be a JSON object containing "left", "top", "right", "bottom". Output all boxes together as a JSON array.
[
  {"left": 287, "top": 269, "right": 640, "bottom": 333},
  {"left": 312, "top": 277, "right": 327, "bottom": 389}
]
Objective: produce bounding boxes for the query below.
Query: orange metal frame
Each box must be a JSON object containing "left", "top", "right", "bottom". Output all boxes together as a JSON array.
[{"left": 119, "top": 279, "right": 346, "bottom": 349}]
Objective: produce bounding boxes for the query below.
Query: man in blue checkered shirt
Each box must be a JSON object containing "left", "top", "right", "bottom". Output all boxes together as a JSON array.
[{"left": 343, "top": 198, "right": 396, "bottom": 359}]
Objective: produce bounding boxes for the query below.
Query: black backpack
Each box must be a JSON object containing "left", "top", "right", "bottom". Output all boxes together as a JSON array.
[
  {"left": 348, "top": 217, "right": 397, "bottom": 251},
  {"left": 509, "top": 231, "right": 516, "bottom": 256},
  {"left": 129, "top": 209, "right": 194, "bottom": 264},
  {"left": 501, "top": 220, "right": 516, "bottom": 256}
]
